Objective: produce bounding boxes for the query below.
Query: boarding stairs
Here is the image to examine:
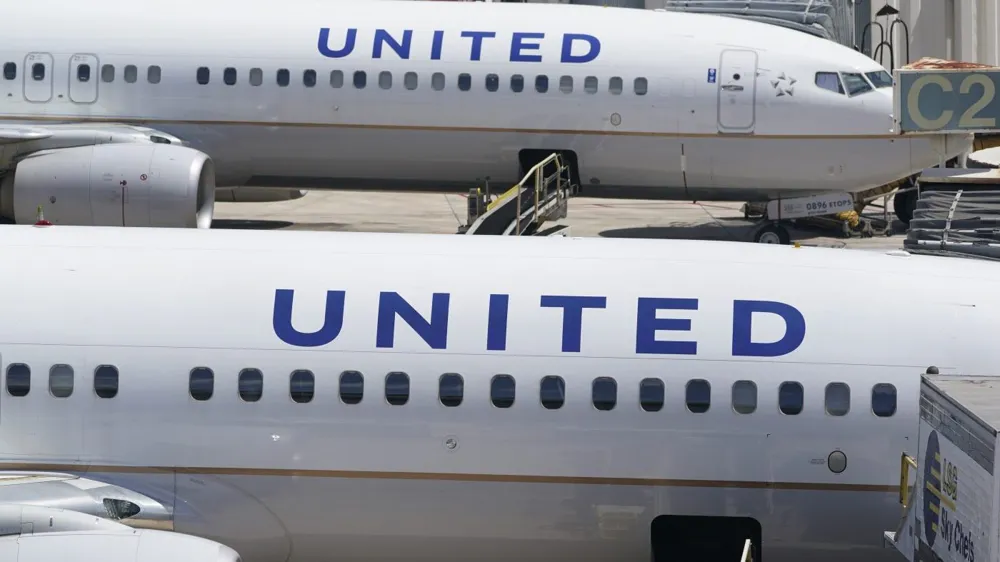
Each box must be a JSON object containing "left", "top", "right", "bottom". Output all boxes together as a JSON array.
[{"left": 458, "top": 152, "right": 574, "bottom": 236}]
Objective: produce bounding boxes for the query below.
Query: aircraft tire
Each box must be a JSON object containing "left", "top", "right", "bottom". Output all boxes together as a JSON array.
[
  {"left": 893, "top": 189, "right": 916, "bottom": 226},
  {"left": 753, "top": 223, "right": 790, "bottom": 245}
]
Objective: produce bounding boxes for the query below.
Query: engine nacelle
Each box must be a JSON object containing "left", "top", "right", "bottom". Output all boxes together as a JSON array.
[
  {"left": 214, "top": 186, "right": 308, "bottom": 203},
  {"left": 0, "top": 144, "right": 215, "bottom": 228},
  {"left": 0, "top": 504, "right": 239, "bottom": 562}
]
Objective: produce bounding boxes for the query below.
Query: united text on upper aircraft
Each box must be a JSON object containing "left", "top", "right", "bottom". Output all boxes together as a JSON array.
[
  {"left": 317, "top": 28, "right": 602, "bottom": 63},
  {"left": 272, "top": 290, "right": 807, "bottom": 357}
]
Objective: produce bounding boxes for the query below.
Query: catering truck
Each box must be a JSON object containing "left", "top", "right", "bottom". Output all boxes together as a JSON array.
[{"left": 885, "top": 374, "right": 1000, "bottom": 562}]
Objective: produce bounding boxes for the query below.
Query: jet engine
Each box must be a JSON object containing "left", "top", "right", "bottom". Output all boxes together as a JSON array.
[
  {"left": 0, "top": 144, "right": 215, "bottom": 228},
  {"left": 0, "top": 504, "right": 240, "bottom": 562}
]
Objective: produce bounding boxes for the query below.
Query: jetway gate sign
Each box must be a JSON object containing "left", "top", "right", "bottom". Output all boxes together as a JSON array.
[{"left": 894, "top": 69, "right": 1000, "bottom": 134}]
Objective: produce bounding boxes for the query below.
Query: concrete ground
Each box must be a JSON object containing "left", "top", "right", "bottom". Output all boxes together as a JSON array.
[{"left": 211, "top": 189, "right": 908, "bottom": 251}]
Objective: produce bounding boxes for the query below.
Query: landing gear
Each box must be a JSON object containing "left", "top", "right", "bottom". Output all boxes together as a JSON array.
[{"left": 753, "top": 222, "right": 791, "bottom": 244}]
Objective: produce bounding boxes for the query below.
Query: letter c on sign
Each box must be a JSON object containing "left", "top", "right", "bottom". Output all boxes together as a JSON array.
[{"left": 907, "top": 74, "right": 954, "bottom": 131}]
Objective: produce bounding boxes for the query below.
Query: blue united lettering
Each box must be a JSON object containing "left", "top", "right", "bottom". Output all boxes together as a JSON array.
[
  {"left": 272, "top": 289, "right": 807, "bottom": 358},
  {"left": 317, "top": 28, "right": 601, "bottom": 63}
]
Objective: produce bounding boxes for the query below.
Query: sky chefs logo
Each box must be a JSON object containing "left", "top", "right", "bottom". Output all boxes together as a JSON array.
[{"left": 923, "top": 430, "right": 974, "bottom": 561}]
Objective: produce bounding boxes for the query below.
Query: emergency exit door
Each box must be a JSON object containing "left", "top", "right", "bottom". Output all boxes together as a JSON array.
[
  {"left": 22, "top": 53, "right": 53, "bottom": 103},
  {"left": 68, "top": 54, "right": 99, "bottom": 104},
  {"left": 717, "top": 49, "right": 758, "bottom": 133}
]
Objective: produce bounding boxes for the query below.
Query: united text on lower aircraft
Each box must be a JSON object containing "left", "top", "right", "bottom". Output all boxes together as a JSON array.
[
  {"left": 272, "top": 290, "right": 807, "bottom": 357},
  {"left": 317, "top": 28, "right": 602, "bottom": 63}
]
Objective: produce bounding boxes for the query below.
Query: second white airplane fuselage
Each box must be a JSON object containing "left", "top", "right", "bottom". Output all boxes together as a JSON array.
[{"left": 1, "top": 227, "right": 1000, "bottom": 562}]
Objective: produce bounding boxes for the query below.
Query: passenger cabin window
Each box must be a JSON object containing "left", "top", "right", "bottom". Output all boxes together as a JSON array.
[
  {"left": 385, "top": 371, "right": 409, "bottom": 405},
  {"left": 485, "top": 73, "right": 498, "bottom": 92},
  {"left": 2, "top": 62, "right": 15, "bottom": 80},
  {"left": 249, "top": 68, "right": 263, "bottom": 87},
  {"left": 559, "top": 75, "right": 572, "bottom": 93},
  {"left": 779, "top": 381, "right": 803, "bottom": 415},
  {"left": 303, "top": 69, "right": 317, "bottom": 87},
  {"left": 277, "top": 69, "right": 289, "bottom": 87},
  {"left": 379, "top": 71, "right": 392, "bottom": 90},
  {"left": 634, "top": 77, "right": 648, "bottom": 95},
  {"left": 535, "top": 75, "right": 548, "bottom": 93},
  {"left": 510, "top": 74, "right": 524, "bottom": 93},
  {"left": 814, "top": 72, "right": 844, "bottom": 94},
  {"left": 330, "top": 70, "right": 343, "bottom": 88},
  {"left": 31, "top": 63, "right": 44, "bottom": 81},
  {"left": 101, "top": 64, "right": 115, "bottom": 83},
  {"left": 458, "top": 73, "right": 471, "bottom": 91},
  {"left": 238, "top": 368, "right": 263, "bottom": 402},
  {"left": 94, "top": 365, "right": 118, "bottom": 398},
  {"left": 639, "top": 377, "right": 664, "bottom": 412},
  {"left": 825, "top": 382, "right": 850, "bottom": 416},
  {"left": 439, "top": 373, "right": 463, "bottom": 407},
  {"left": 353, "top": 71, "right": 366, "bottom": 89},
  {"left": 432, "top": 72, "right": 445, "bottom": 91},
  {"left": 491, "top": 374, "right": 515, "bottom": 408},
  {"left": 609, "top": 76, "right": 623, "bottom": 95},
  {"left": 404, "top": 72, "right": 418, "bottom": 90},
  {"left": 189, "top": 367, "right": 214, "bottom": 401},
  {"left": 196, "top": 67, "right": 209, "bottom": 85},
  {"left": 124, "top": 65, "right": 137, "bottom": 83},
  {"left": 866, "top": 70, "right": 893, "bottom": 88},
  {"left": 223, "top": 67, "right": 237, "bottom": 86},
  {"left": 340, "top": 370, "right": 363, "bottom": 404},
  {"left": 76, "top": 64, "right": 91, "bottom": 83},
  {"left": 584, "top": 76, "right": 598, "bottom": 94},
  {"left": 49, "top": 365, "right": 74, "bottom": 398},
  {"left": 540, "top": 375, "right": 565, "bottom": 409},
  {"left": 147, "top": 65, "right": 161, "bottom": 84},
  {"left": 592, "top": 377, "right": 616, "bottom": 411},
  {"left": 290, "top": 370, "right": 314, "bottom": 403},
  {"left": 841, "top": 72, "right": 873, "bottom": 96},
  {"left": 732, "top": 380, "right": 757, "bottom": 414},
  {"left": 6, "top": 364, "right": 29, "bottom": 397},
  {"left": 686, "top": 379, "right": 710, "bottom": 413},
  {"left": 872, "top": 383, "right": 897, "bottom": 417}
]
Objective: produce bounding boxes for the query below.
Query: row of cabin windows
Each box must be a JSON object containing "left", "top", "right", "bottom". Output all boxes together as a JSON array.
[
  {"left": 1, "top": 61, "right": 648, "bottom": 96},
  {"left": 6, "top": 364, "right": 119, "bottom": 398},
  {"left": 191, "top": 67, "right": 650, "bottom": 95},
  {"left": 4, "top": 363, "right": 898, "bottom": 417}
]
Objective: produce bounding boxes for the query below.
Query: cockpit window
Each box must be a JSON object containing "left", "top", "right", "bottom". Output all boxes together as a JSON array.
[
  {"left": 865, "top": 70, "right": 893, "bottom": 88},
  {"left": 814, "top": 72, "right": 844, "bottom": 94},
  {"left": 841, "top": 73, "right": 874, "bottom": 96}
]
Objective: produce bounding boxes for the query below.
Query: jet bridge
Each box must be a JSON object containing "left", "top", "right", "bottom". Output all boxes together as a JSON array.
[
  {"left": 902, "top": 168, "right": 1000, "bottom": 260},
  {"left": 658, "top": 0, "right": 855, "bottom": 47},
  {"left": 459, "top": 152, "right": 575, "bottom": 236}
]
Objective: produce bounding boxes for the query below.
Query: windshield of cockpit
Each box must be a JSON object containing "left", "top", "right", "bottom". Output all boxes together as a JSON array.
[{"left": 814, "top": 69, "right": 893, "bottom": 96}]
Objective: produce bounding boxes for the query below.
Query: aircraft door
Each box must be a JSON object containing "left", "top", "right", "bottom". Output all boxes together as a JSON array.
[
  {"left": 22, "top": 53, "right": 53, "bottom": 103},
  {"left": 717, "top": 49, "right": 758, "bottom": 133},
  {"left": 68, "top": 54, "right": 99, "bottom": 104}
]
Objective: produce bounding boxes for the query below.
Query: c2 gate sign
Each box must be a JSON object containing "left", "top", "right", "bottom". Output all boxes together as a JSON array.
[{"left": 894, "top": 69, "right": 1000, "bottom": 134}]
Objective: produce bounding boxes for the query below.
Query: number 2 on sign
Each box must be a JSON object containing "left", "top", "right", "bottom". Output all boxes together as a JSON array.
[{"left": 959, "top": 74, "right": 996, "bottom": 128}]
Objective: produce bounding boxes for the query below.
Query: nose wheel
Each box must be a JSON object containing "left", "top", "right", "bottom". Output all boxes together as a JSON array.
[{"left": 753, "top": 222, "right": 791, "bottom": 244}]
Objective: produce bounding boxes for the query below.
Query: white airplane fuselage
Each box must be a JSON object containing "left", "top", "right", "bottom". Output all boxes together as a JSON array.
[
  {"left": 0, "top": 0, "right": 972, "bottom": 207},
  {"left": 1, "top": 226, "right": 1000, "bottom": 562}
]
